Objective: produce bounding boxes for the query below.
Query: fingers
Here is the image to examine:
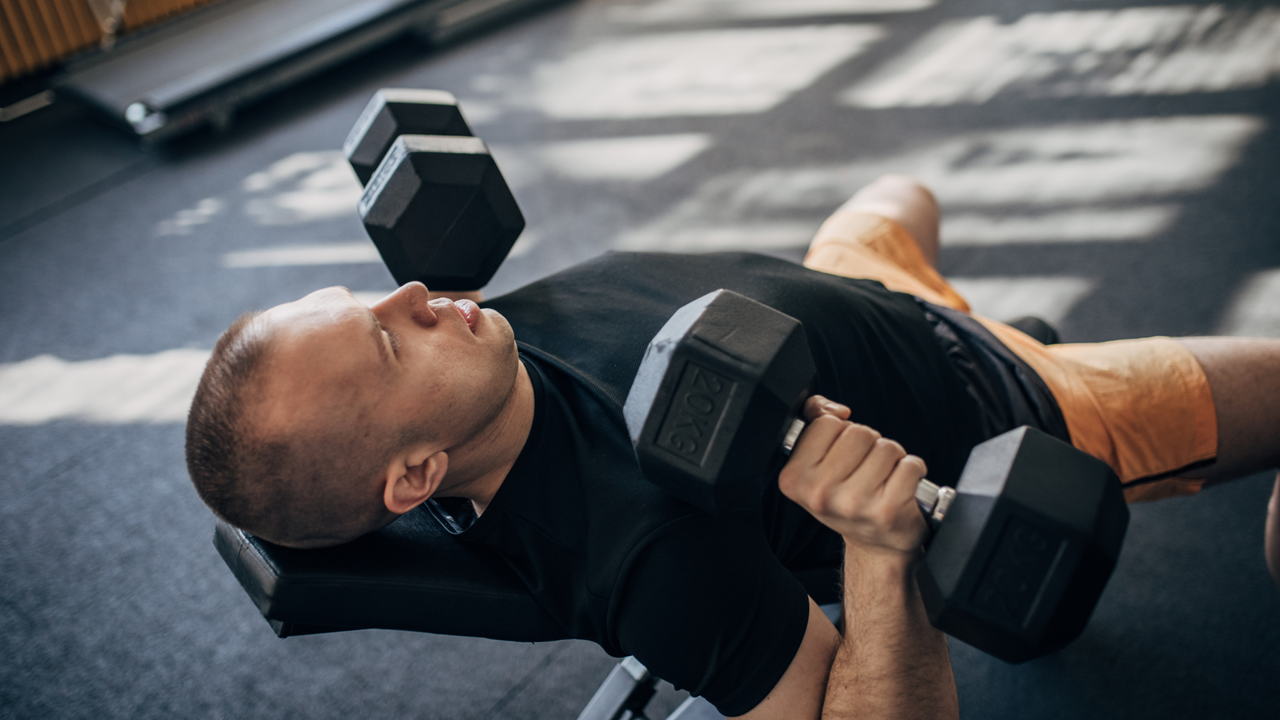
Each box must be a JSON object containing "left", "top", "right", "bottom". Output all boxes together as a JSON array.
[
  {"left": 779, "top": 416, "right": 932, "bottom": 555},
  {"left": 787, "top": 416, "right": 879, "bottom": 475},
  {"left": 781, "top": 418, "right": 888, "bottom": 512},
  {"left": 883, "top": 453, "right": 928, "bottom": 507},
  {"left": 803, "top": 394, "right": 851, "bottom": 422},
  {"left": 823, "top": 436, "right": 908, "bottom": 516}
]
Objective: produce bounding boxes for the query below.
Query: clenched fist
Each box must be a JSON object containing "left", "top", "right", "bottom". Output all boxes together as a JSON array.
[{"left": 779, "top": 395, "right": 930, "bottom": 558}]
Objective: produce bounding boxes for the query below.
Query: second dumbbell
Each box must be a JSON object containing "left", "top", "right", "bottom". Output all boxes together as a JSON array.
[{"left": 346, "top": 88, "right": 524, "bottom": 291}]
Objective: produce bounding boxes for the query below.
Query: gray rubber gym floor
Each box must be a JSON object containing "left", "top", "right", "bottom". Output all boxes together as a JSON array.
[{"left": 3, "top": 1, "right": 1279, "bottom": 718}]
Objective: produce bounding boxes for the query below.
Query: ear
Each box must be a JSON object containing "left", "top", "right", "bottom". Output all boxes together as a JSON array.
[{"left": 383, "top": 448, "right": 449, "bottom": 515}]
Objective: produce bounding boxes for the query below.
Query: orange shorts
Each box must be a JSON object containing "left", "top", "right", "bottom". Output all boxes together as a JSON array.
[{"left": 803, "top": 212, "right": 1217, "bottom": 503}]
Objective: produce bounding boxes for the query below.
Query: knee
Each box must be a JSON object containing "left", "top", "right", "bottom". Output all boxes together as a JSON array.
[
  {"left": 842, "top": 175, "right": 937, "bottom": 219},
  {"left": 840, "top": 175, "right": 940, "bottom": 266}
]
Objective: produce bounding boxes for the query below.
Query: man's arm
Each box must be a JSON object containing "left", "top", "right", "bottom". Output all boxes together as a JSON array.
[
  {"left": 824, "top": 545, "right": 957, "bottom": 719},
  {"left": 733, "top": 598, "right": 840, "bottom": 720},
  {"left": 743, "top": 397, "right": 957, "bottom": 720}
]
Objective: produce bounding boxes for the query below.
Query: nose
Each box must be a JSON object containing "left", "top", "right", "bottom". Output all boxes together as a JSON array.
[{"left": 371, "top": 282, "right": 437, "bottom": 327}]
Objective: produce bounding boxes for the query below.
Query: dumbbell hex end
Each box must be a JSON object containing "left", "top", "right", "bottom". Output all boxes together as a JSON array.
[
  {"left": 359, "top": 134, "right": 524, "bottom": 291},
  {"left": 345, "top": 88, "right": 473, "bottom": 185},
  {"left": 917, "top": 427, "right": 1129, "bottom": 663},
  {"left": 625, "top": 290, "right": 814, "bottom": 515}
]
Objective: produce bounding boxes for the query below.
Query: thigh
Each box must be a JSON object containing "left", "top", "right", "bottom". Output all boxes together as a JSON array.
[{"left": 977, "top": 321, "right": 1220, "bottom": 502}]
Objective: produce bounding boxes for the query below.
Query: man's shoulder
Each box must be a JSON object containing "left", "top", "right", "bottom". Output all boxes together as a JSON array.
[{"left": 485, "top": 250, "right": 901, "bottom": 320}]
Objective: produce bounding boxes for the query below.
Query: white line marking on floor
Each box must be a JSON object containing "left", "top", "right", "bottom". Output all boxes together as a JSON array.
[
  {"left": 0, "top": 349, "right": 211, "bottom": 425},
  {"left": 221, "top": 242, "right": 381, "bottom": 268},
  {"left": 948, "top": 277, "right": 1095, "bottom": 325},
  {"left": 1218, "top": 268, "right": 1280, "bottom": 337},
  {"left": 531, "top": 25, "right": 884, "bottom": 119},
  {"left": 843, "top": 6, "right": 1280, "bottom": 107}
]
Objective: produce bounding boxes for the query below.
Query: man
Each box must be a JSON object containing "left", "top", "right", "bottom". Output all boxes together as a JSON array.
[{"left": 185, "top": 176, "right": 1280, "bottom": 719}]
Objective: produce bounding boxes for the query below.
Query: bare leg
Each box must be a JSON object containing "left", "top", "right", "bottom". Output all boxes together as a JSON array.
[
  {"left": 839, "top": 175, "right": 940, "bottom": 268},
  {"left": 1175, "top": 337, "right": 1280, "bottom": 484},
  {"left": 1268, "top": 473, "right": 1280, "bottom": 590}
]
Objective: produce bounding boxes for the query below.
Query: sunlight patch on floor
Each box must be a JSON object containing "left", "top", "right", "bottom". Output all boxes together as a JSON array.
[
  {"left": 531, "top": 25, "right": 883, "bottom": 119},
  {"left": 1218, "top": 269, "right": 1280, "bottom": 337},
  {"left": 948, "top": 276, "right": 1095, "bottom": 325},
  {"left": 221, "top": 242, "right": 381, "bottom": 267},
  {"left": 0, "top": 349, "right": 210, "bottom": 425},
  {"left": 843, "top": 6, "right": 1280, "bottom": 107}
]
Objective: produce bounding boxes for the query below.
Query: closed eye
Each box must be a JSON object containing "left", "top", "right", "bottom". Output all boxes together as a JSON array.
[{"left": 371, "top": 314, "right": 399, "bottom": 359}]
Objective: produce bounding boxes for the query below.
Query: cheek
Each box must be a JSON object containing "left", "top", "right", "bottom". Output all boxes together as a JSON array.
[
  {"left": 345, "top": 386, "right": 392, "bottom": 433},
  {"left": 398, "top": 373, "right": 442, "bottom": 406}
]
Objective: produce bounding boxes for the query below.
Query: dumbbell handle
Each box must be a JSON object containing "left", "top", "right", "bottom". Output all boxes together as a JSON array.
[{"left": 781, "top": 419, "right": 957, "bottom": 523}]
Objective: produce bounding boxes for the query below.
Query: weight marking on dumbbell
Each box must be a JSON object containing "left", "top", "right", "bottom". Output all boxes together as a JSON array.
[
  {"left": 656, "top": 362, "right": 734, "bottom": 465},
  {"left": 359, "top": 138, "right": 408, "bottom": 218},
  {"left": 970, "top": 516, "right": 1065, "bottom": 629}
]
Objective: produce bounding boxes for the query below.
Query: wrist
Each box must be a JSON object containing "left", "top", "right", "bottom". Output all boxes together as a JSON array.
[{"left": 843, "top": 538, "right": 919, "bottom": 579}]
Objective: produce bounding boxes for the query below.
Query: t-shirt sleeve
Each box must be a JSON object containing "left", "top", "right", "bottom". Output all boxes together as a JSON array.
[{"left": 608, "top": 511, "right": 813, "bottom": 717}]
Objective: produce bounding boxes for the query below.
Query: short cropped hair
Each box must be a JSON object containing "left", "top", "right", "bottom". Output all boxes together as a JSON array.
[{"left": 185, "top": 311, "right": 392, "bottom": 548}]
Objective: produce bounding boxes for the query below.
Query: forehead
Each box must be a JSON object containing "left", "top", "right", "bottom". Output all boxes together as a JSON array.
[
  {"left": 264, "top": 286, "right": 368, "bottom": 331},
  {"left": 251, "top": 288, "right": 384, "bottom": 429}
]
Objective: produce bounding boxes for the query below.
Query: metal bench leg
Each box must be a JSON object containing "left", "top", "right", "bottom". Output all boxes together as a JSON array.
[{"left": 576, "top": 657, "right": 658, "bottom": 720}]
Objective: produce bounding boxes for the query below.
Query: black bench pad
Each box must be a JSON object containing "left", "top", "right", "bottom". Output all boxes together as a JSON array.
[{"left": 214, "top": 507, "right": 567, "bottom": 641}]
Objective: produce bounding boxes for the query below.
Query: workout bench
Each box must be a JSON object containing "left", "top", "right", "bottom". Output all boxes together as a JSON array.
[{"left": 214, "top": 509, "right": 842, "bottom": 720}]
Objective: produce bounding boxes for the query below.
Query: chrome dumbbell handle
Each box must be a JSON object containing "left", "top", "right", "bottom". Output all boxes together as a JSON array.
[
  {"left": 914, "top": 480, "right": 956, "bottom": 523},
  {"left": 781, "top": 418, "right": 955, "bottom": 523}
]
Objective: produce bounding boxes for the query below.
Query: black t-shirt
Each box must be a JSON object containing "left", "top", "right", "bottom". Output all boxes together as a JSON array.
[{"left": 434, "top": 252, "right": 983, "bottom": 716}]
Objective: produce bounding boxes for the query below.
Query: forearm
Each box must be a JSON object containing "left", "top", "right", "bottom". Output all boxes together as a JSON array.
[
  {"left": 777, "top": 405, "right": 957, "bottom": 719},
  {"left": 822, "top": 545, "right": 958, "bottom": 720}
]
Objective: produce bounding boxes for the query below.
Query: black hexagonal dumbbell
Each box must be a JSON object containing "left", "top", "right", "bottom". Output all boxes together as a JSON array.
[
  {"left": 622, "top": 289, "right": 1129, "bottom": 663},
  {"left": 345, "top": 88, "right": 524, "bottom": 291},
  {"left": 344, "top": 88, "right": 473, "bottom": 185}
]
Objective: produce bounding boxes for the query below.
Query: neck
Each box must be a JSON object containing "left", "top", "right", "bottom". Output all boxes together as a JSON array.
[{"left": 439, "top": 359, "right": 535, "bottom": 515}]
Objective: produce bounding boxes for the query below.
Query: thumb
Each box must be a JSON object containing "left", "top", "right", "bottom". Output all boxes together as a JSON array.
[{"left": 803, "top": 395, "right": 851, "bottom": 422}]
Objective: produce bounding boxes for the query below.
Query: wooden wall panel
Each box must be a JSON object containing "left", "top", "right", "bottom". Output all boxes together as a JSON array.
[{"left": 1, "top": 0, "right": 225, "bottom": 85}]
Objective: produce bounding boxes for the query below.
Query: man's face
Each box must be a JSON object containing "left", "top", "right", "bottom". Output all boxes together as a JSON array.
[{"left": 252, "top": 282, "right": 519, "bottom": 453}]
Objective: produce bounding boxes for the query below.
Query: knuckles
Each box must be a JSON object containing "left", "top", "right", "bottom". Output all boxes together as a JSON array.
[
  {"left": 808, "top": 414, "right": 845, "bottom": 432},
  {"left": 899, "top": 454, "right": 928, "bottom": 477},
  {"left": 838, "top": 422, "right": 881, "bottom": 448},
  {"left": 777, "top": 465, "right": 802, "bottom": 495},
  {"left": 873, "top": 437, "right": 906, "bottom": 459}
]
